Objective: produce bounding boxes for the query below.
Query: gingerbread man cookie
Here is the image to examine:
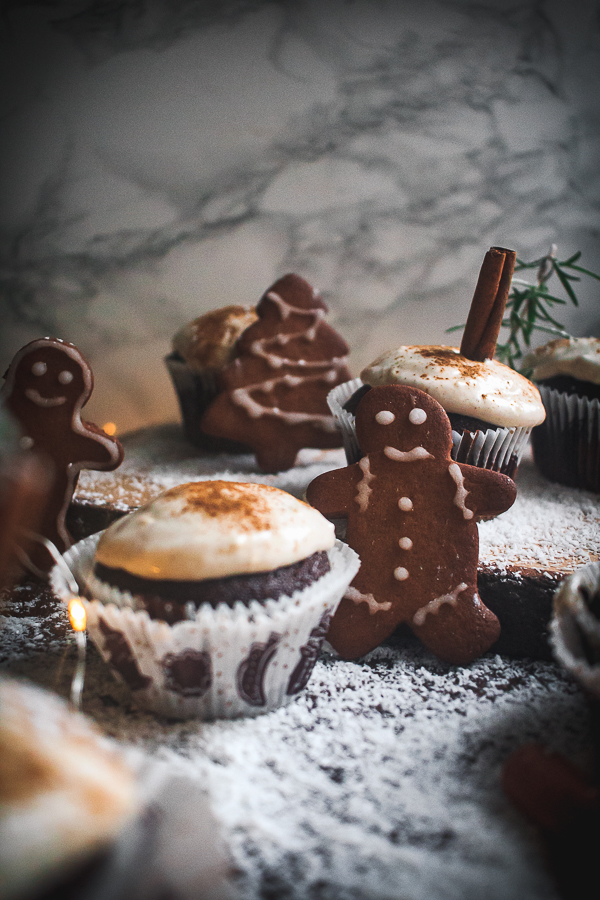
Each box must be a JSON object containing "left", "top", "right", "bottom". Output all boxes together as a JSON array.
[
  {"left": 1, "top": 338, "right": 123, "bottom": 573},
  {"left": 200, "top": 274, "right": 351, "bottom": 472},
  {"left": 306, "top": 385, "right": 517, "bottom": 664}
]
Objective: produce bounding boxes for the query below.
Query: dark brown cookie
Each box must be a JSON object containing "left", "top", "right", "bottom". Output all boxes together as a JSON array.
[
  {"left": 200, "top": 274, "right": 351, "bottom": 472},
  {"left": 1, "top": 338, "right": 123, "bottom": 573},
  {"left": 306, "top": 384, "right": 517, "bottom": 664}
]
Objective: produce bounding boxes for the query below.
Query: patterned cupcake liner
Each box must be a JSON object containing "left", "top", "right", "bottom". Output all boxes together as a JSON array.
[
  {"left": 531, "top": 386, "right": 600, "bottom": 492},
  {"left": 327, "top": 379, "right": 530, "bottom": 476},
  {"left": 51, "top": 535, "right": 360, "bottom": 720},
  {"left": 164, "top": 353, "right": 249, "bottom": 453},
  {"left": 550, "top": 562, "right": 600, "bottom": 698}
]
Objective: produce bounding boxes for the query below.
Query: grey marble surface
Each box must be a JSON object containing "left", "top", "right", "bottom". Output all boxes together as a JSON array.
[{"left": 1, "top": 0, "right": 599, "bottom": 434}]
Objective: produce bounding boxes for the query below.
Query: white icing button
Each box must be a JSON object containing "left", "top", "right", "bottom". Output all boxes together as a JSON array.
[
  {"left": 398, "top": 497, "right": 413, "bottom": 511},
  {"left": 398, "top": 537, "right": 413, "bottom": 550},
  {"left": 394, "top": 567, "right": 409, "bottom": 581},
  {"left": 375, "top": 410, "right": 395, "bottom": 425},
  {"left": 58, "top": 370, "right": 74, "bottom": 384},
  {"left": 31, "top": 362, "right": 47, "bottom": 376},
  {"left": 409, "top": 408, "right": 427, "bottom": 425},
  {"left": 19, "top": 435, "right": 34, "bottom": 450}
]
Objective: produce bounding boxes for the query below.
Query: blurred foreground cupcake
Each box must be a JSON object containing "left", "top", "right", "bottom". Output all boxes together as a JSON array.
[
  {"left": 51, "top": 481, "right": 359, "bottom": 719},
  {"left": 165, "top": 304, "right": 258, "bottom": 451},
  {"left": 550, "top": 562, "right": 600, "bottom": 773},
  {"left": 0, "top": 675, "right": 137, "bottom": 900},
  {"left": 330, "top": 247, "right": 545, "bottom": 476},
  {"left": 524, "top": 337, "right": 600, "bottom": 492}
]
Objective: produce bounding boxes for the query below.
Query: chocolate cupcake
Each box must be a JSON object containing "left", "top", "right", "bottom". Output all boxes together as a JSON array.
[
  {"left": 550, "top": 562, "right": 600, "bottom": 773},
  {"left": 165, "top": 305, "right": 257, "bottom": 452},
  {"left": 0, "top": 675, "right": 137, "bottom": 900},
  {"left": 330, "top": 248, "right": 545, "bottom": 477},
  {"left": 330, "top": 346, "right": 545, "bottom": 476},
  {"left": 51, "top": 481, "right": 359, "bottom": 719},
  {"left": 524, "top": 337, "right": 600, "bottom": 492}
]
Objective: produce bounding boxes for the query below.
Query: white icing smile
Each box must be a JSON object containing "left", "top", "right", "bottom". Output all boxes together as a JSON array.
[{"left": 24, "top": 388, "right": 66, "bottom": 408}]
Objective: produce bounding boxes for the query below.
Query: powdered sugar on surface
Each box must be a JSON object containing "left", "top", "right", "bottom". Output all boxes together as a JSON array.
[
  {"left": 479, "top": 454, "right": 600, "bottom": 576},
  {"left": 1, "top": 587, "right": 591, "bottom": 900},
  {"left": 74, "top": 424, "right": 347, "bottom": 508}
]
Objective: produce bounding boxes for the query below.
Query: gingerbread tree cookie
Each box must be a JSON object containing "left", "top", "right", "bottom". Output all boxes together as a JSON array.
[
  {"left": 306, "top": 384, "right": 517, "bottom": 664},
  {"left": 1, "top": 338, "right": 123, "bottom": 573},
  {"left": 200, "top": 274, "right": 351, "bottom": 472}
]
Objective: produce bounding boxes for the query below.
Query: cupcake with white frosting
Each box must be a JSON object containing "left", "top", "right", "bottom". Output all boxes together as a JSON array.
[
  {"left": 524, "top": 337, "right": 600, "bottom": 492},
  {"left": 51, "top": 481, "right": 359, "bottom": 719},
  {"left": 330, "top": 345, "right": 545, "bottom": 476},
  {"left": 165, "top": 305, "right": 257, "bottom": 451}
]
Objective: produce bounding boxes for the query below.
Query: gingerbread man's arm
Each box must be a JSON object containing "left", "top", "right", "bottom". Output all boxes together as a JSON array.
[
  {"left": 453, "top": 462, "right": 517, "bottom": 520},
  {"left": 305, "top": 462, "right": 363, "bottom": 520}
]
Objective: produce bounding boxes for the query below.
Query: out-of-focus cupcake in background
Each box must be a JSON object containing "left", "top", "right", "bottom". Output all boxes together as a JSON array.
[
  {"left": 524, "top": 337, "right": 600, "bottom": 492},
  {"left": 165, "top": 305, "right": 258, "bottom": 452}
]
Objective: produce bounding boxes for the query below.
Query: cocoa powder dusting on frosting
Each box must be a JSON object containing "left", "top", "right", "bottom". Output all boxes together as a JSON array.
[
  {"left": 415, "top": 347, "right": 483, "bottom": 378},
  {"left": 171, "top": 481, "right": 275, "bottom": 530}
]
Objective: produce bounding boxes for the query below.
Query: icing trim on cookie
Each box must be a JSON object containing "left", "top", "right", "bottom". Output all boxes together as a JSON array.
[
  {"left": 412, "top": 582, "right": 468, "bottom": 626},
  {"left": 447, "top": 463, "right": 474, "bottom": 520},
  {"left": 344, "top": 586, "right": 392, "bottom": 614},
  {"left": 384, "top": 446, "right": 433, "bottom": 462},
  {"left": 231, "top": 373, "right": 340, "bottom": 432},
  {"left": 355, "top": 456, "right": 375, "bottom": 512}
]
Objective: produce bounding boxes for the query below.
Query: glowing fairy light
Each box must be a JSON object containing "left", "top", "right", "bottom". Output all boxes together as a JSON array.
[
  {"left": 68, "top": 597, "right": 87, "bottom": 710},
  {"left": 102, "top": 422, "right": 117, "bottom": 436},
  {"left": 68, "top": 597, "right": 87, "bottom": 632},
  {"left": 21, "top": 530, "right": 88, "bottom": 709}
]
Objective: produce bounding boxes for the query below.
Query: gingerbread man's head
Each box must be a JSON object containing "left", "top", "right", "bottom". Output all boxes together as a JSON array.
[
  {"left": 3, "top": 338, "right": 92, "bottom": 417},
  {"left": 354, "top": 385, "right": 453, "bottom": 459}
]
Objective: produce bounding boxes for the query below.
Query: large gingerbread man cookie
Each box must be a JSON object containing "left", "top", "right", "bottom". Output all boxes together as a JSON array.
[
  {"left": 306, "top": 385, "right": 517, "bottom": 665},
  {"left": 1, "top": 338, "right": 123, "bottom": 573},
  {"left": 200, "top": 274, "right": 351, "bottom": 472}
]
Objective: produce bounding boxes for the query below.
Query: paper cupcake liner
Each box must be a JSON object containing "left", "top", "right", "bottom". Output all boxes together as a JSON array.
[
  {"left": 164, "top": 353, "right": 250, "bottom": 454},
  {"left": 328, "top": 379, "right": 529, "bottom": 476},
  {"left": 51, "top": 535, "right": 360, "bottom": 720},
  {"left": 531, "top": 386, "right": 600, "bottom": 492},
  {"left": 550, "top": 562, "right": 600, "bottom": 698}
]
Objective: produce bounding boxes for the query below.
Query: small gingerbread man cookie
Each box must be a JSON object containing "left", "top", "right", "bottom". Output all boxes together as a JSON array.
[
  {"left": 306, "top": 385, "right": 517, "bottom": 664},
  {"left": 1, "top": 338, "right": 123, "bottom": 573}
]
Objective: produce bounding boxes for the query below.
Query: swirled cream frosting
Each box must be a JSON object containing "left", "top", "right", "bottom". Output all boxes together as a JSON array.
[
  {"left": 523, "top": 337, "right": 600, "bottom": 385},
  {"left": 172, "top": 305, "right": 257, "bottom": 372},
  {"left": 95, "top": 480, "right": 335, "bottom": 580},
  {"left": 361, "top": 346, "right": 545, "bottom": 428}
]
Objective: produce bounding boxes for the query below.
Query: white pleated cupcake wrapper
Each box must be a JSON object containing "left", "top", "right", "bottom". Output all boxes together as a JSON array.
[
  {"left": 51, "top": 535, "right": 360, "bottom": 720},
  {"left": 550, "top": 562, "right": 600, "bottom": 699},
  {"left": 327, "top": 379, "right": 530, "bottom": 472}
]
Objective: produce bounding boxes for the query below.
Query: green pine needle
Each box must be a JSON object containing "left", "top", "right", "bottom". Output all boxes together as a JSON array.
[{"left": 448, "top": 246, "right": 599, "bottom": 373}]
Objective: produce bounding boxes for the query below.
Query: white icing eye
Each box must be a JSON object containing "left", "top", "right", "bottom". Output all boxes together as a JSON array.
[
  {"left": 409, "top": 408, "right": 427, "bottom": 425},
  {"left": 375, "top": 410, "right": 395, "bottom": 425},
  {"left": 398, "top": 537, "right": 413, "bottom": 550},
  {"left": 394, "top": 567, "right": 409, "bottom": 581},
  {"left": 398, "top": 497, "right": 413, "bottom": 511},
  {"left": 58, "top": 370, "right": 74, "bottom": 385},
  {"left": 31, "top": 362, "right": 47, "bottom": 376}
]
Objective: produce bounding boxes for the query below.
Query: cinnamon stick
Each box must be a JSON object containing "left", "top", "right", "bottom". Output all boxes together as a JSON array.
[{"left": 460, "top": 246, "right": 516, "bottom": 361}]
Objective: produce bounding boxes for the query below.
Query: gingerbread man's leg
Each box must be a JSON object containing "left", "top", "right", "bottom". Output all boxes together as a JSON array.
[{"left": 408, "top": 583, "right": 500, "bottom": 665}]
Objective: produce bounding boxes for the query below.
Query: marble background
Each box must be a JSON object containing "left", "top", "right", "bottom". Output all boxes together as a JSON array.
[{"left": 1, "top": 0, "right": 599, "bottom": 434}]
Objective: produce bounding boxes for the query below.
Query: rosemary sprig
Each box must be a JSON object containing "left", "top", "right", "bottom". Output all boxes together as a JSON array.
[{"left": 448, "top": 246, "right": 600, "bottom": 374}]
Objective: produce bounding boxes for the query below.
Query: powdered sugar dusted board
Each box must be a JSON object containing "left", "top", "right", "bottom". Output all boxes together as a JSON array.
[
  {"left": 0, "top": 579, "right": 592, "bottom": 900},
  {"left": 68, "top": 423, "right": 347, "bottom": 538},
  {"left": 71, "top": 429, "right": 600, "bottom": 660}
]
